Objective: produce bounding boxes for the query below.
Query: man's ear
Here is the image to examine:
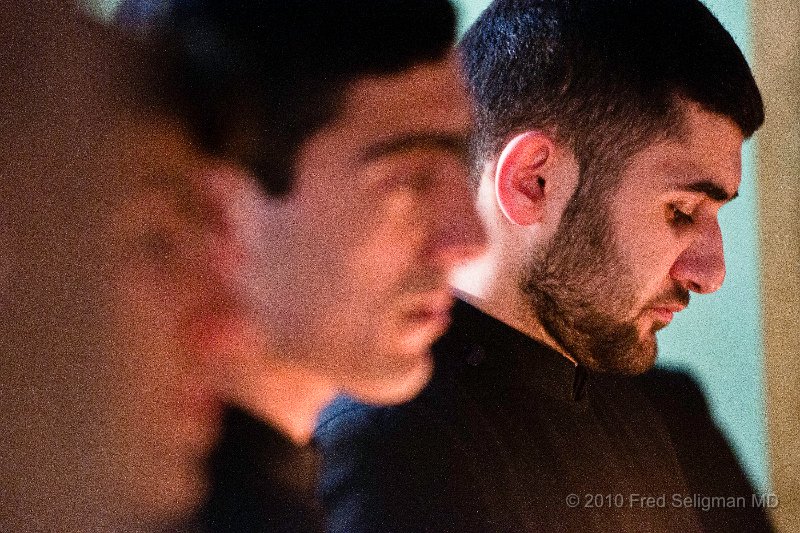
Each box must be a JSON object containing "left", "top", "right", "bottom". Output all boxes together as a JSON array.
[
  {"left": 188, "top": 161, "right": 269, "bottom": 373},
  {"left": 192, "top": 161, "right": 261, "bottom": 277},
  {"left": 495, "top": 131, "right": 555, "bottom": 226}
]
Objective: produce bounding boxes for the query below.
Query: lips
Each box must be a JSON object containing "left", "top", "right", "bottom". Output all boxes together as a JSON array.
[
  {"left": 406, "top": 291, "right": 453, "bottom": 317},
  {"left": 647, "top": 304, "right": 686, "bottom": 325},
  {"left": 403, "top": 291, "right": 454, "bottom": 336},
  {"left": 407, "top": 308, "right": 451, "bottom": 328}
]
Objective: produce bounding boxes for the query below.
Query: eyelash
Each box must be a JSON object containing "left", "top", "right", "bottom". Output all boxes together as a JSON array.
[{"left": 669, "top": 204, "right": 695, "bottom": 226}]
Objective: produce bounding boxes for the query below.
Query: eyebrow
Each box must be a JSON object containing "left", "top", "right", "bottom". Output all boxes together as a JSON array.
[
  {"left": 679, "top": 180, "right": 739, "bottom": 203},
  {"left": 360, "top": 132, "right": 470, "bottom": 164}
]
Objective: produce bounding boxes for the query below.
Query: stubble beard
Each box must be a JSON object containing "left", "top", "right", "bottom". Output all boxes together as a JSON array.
[{"left": 520, "top": 185, "right": 658, "bottom": 375}]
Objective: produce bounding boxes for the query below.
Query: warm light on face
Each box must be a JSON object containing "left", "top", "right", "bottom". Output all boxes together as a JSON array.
[
  {"left": 238, "top": 56, "right": 485, "bottom": 404},
  {"left": 99, "top": 116, "right": 225, "bottom": 525},
  {"left": 524, "top": 104, "right": 744, "bottom": 375}
]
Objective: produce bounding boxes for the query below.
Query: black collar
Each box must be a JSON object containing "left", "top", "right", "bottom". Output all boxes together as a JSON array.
[{"left": 436, "top": 299, "right": 591, "bottom": 404}]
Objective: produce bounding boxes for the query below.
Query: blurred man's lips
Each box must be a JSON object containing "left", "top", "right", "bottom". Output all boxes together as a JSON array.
[
  {"left": 408, "top": 308, "right": 451, "bottom": 326},
  {"left": 405, "top": 290, "right": 452, "bottom": 310},
  {"left": 404, "top": 292, "right": 454, "bottom": 334}
]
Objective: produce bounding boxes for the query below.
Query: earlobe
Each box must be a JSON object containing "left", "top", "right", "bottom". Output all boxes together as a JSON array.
[{"left": 494, "top": 131, "right": 553, "bottom": 226}]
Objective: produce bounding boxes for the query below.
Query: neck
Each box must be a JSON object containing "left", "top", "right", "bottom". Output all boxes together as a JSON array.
[
  {"left": 453, "top": 259, "right": 577, "bottom": 367},
  {"left": 230, "top": 358, "right": 337, "bottom": 445},
  {"left": 454, "top": 170, "right": 577, "bottom": 366}
]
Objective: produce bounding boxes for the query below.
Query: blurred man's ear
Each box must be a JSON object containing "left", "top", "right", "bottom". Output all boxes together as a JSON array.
[
  {"left": 494, "top": 131, "right": 556, "bottom": 226},
  {"left": 188, "top": 162, "right": 272, "bottom": 391},
  {"left": 192, "top": 163, "right": 254, "bottom": 279}
]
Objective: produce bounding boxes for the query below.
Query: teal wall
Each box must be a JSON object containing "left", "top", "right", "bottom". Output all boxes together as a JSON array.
[{"left": 453, "top": 0, "right": 769, "bottom": 492}]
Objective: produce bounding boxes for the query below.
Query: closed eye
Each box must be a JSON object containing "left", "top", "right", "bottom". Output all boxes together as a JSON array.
[{"left": 668, "top": 204, "right": 695, "bottom": 226}]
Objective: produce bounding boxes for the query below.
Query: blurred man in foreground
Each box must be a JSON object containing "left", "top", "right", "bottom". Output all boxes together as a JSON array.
[
  {"left": 124, "top": 1, "right": 485, "bottom": 530},
  {"left": 0, "top": 3, "right": 231, "bottom": 531},
  {"left": 316, "top": 1, "right": 772, "bottom": 531},
  {"left": 3, "top": 1, "right": 483, "bottom": 530}
]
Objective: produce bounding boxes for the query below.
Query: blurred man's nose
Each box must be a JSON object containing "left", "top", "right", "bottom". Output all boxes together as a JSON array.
[{"left": 669, "top": 220, "right": 726, "bottom": 294}]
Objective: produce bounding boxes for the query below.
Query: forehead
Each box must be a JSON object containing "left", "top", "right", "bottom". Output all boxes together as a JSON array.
[
  {"left": 330, "top": 55, "right": 471, "bottom": 148},
  {"left": 622, "top": 105, "right": 744, "bottom": 197}
]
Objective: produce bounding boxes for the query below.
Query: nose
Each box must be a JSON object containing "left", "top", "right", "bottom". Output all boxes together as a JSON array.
[
  {"left": 669, "top": 220, "right": 726, "bottom": 294},
  {"left": 427, "top": 174, "right": 487, "bottom": 267}
]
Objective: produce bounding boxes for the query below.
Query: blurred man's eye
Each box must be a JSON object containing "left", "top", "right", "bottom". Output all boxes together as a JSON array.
[
  {"left": 138, "top": 230, "right": 175, "bottom": 261},
  {"left": 392, "top": 171, "right": 433, "bottom": 192}
]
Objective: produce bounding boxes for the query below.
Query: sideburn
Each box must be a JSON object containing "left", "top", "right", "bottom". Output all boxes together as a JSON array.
[{"left": 520, "top": 176, "right": 654, "bottom": 374}]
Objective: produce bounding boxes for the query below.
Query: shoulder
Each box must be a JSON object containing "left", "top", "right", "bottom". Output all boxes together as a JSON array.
[
  {"left": 314, "top": 308, "right": 483, "bottom": 450},
  {"left": 312, "top": 337, "right": 489, "bottom": 532},
  {"left": 314, "top": 391, "right": 467, "bottom": 532},
  {"left": 627, "top": 367, "right": 717, "bottom": 454},
  {"left": 631, "top": 367, "right": 775, "bottom": 532},
  {"left": 314, "top": 395, "right": 389, "bottom": 443}
]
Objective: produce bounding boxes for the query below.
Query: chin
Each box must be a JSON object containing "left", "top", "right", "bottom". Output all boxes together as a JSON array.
[
  {"left": 117, "top": 475, "right": 203, "bottom": 532},
  {"left": 345, "top": 353, "right": 434, "bottom": 406},
  {"left": 617, "top": 340, "right": 659, "bottom": 375},
  {"left": 401, "top": 311, "right": 451, "bottom": 350},
  {"left": 143, "top": 419, "right": 216, "bottom": 521},
  {"left": 580, "top": 329, "right": 658, "bottom": 376}
]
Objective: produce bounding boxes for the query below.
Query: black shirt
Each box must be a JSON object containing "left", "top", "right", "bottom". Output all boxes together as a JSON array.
[
  {"left": 202, "top": 405, "right": 324, "bottom": 533},
  {"left": 315, "top": 300, "right": 773, "bottom": 532}
]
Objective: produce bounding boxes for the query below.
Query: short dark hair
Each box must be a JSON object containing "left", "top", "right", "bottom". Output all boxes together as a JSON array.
[
  {"left": 460, "top": 0, "right": 764, "bottom": 187},
  {"left": 131, "top": 0, "right": 456, "bottom": 195}
]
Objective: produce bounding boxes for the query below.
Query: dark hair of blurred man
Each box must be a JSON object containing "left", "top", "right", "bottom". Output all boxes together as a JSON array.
[
  {"left": 315, "top": 1, "right": 772, "bottom": 532},
  {"left": 120, "top": 1, "right": 485, "bottom": 530}
]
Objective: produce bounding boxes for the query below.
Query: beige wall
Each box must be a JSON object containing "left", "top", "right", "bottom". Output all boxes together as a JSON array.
[{"left": 753, "top": 1, "right": 800, "bottom": 531}]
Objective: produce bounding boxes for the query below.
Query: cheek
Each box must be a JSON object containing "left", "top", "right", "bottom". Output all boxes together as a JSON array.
[
  {"left": 617, "top": 219, "right": 683, "bottom": 300},
  {"left": 112, "top": 274, "right": 183, "bottom": 415},
  {"left": 109, "top": 233, "right": 208, "bottom": 424},
  {"left": 350, "top": 193, "right": 427, "bottom": 293},
  {"left": 106, "top": 277, "right": 210, "bottom": 510},
  {"left": 0, "top": 248, "right": 13, "bottom": 309},
  {"left": 381, "top": 191, "right": 430, "bottom": 255}
]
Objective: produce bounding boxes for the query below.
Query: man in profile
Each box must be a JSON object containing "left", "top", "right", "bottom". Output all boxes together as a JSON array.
[
  {"left": 316, "top": 1, "right": 771, "bottom": 531},
  {"left": 126, "top": 1, "right": 485, "bottom": 530}
]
